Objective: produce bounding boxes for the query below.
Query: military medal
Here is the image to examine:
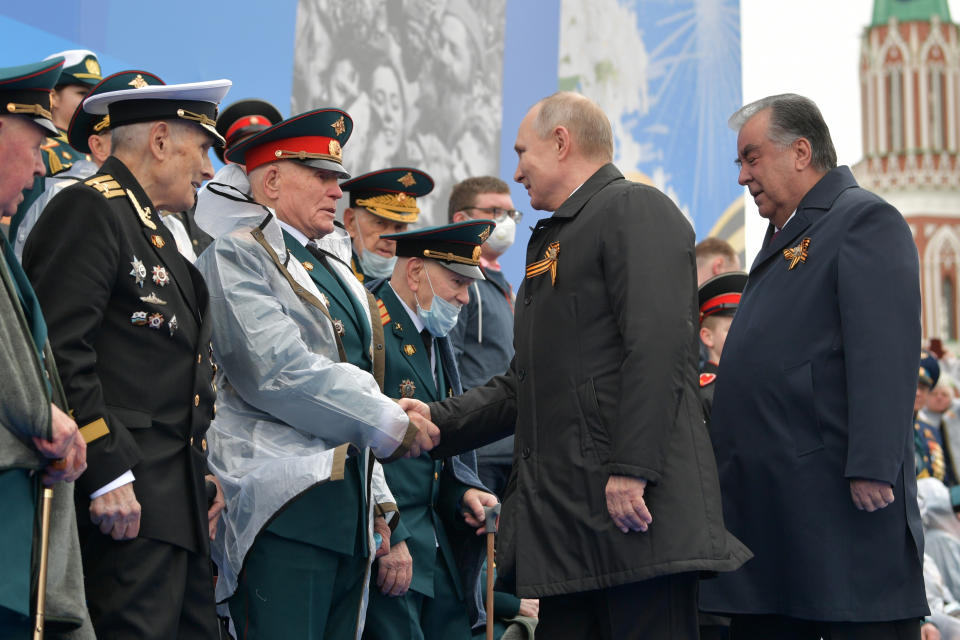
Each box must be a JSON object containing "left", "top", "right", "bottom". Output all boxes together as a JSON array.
[
  {"left": 129, "top": 255, "right": 147, "bottom": 287},
  {"left": 152, "top": 265, "right": 171, "bottom": 287},
  {"left": 302, "top": 261, "right": 314, "bottom": 271},
  {"left": 150, "top": 234, "right": 166, "bottom": 249},
  {"left": 140, "top": 292, "right": 166, "bottom": 305},
  {"left": 130, "top": 311, "right": 148, "bottom": 326},
  {"left": 399, "top": 379, "right": 416, "bottom": 398},
  {"left": 147, "top": 312, "right": 164, "bottom": 330},
  {"left": 169, "top": 314, "right": 178, "bottom": 337},
  {"left": 403, "top": 344, "right": 417, "bottom": 356},
  {"left": 783, "top": 237, "right": 811, "bottom": 270},
  {"left": 332, "top": 318, "right": 345, "bottom": 336}
]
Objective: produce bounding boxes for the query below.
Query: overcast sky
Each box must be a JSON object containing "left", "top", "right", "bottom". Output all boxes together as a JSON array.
[{"left": 739, "top": 0, "right": 960, "bottom": 260}]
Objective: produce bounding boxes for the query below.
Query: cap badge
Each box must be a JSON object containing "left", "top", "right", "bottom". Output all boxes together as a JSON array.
[
  {"left": 140, "top": 292, "right": 167, "bottom": 305},
  {"left": 472, "top": 246, "right": 482, "bottom": 262},
  {"left": 152, "top": 265, "right": 171, "bottom": 287},
  {"left": 331, "top": 115, "right": 346, "bottom": 136},
  {"left": 85, "top": 58, "right": 101, "bottom": 76},
  {"left": 525, "top": 241, "right": 560, "bottom": 287},
  {"left": 147, "top": 312, "right": 165, "bottom": 330},
  {"left": 398, "top": 172, "right": 416, "bottom": 188},
  {"left": 128, "top": 74, "right": 148, "bottom": 89},
  {"left": 478, "top": 226, "right": 491, "bottom": 242},
  {"left": 150, "top": 234, "right": 166, "bottom": 249},
  {"left": 399, "top": 379, "right": 417, "bottom": 398},
  {"left": 782, "top": 237, "right": 811, "bottom": 270},
  {"left": 329, "top": 139, "right": 342, "bottom": 160},
  {"left": 129, "top": 256, "right": 147, "bottom": 287},
  {"left": 403, "top": 344, "right": 417, "bottom": 356}
]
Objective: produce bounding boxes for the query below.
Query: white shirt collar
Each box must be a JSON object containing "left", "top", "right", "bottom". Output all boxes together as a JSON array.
[
  {"left": 276, "top": 218, "right": 310, "bottom": 247},
  {"left": 776, "top": 210, "right": 797, "bottom": 233},
  {"left": 390, "top": 282, "right": 425, "bottom": 334}
]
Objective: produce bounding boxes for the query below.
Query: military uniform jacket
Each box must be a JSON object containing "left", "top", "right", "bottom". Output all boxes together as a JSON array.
[
  {"left": 372, "top": 281, "right": 489, "bottom": 624},
  {"left": 429, "top": 163, "right": 750, "bottom": 598},
  {"left": 23, "top": 155, "right": 216, "bottom": 555},
  {"left": 699, "top": 166, "right": 927, "bottom": 621},
  {"left": 699, "top": 360, "right": 719, "bottom": 425}
]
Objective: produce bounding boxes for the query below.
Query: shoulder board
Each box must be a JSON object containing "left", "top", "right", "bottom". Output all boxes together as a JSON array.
[
  {"left": 378, "top": 298, "right": 390, "bottom": 326},
  {"left": 84, "top": 174, "right": 126, "bottom": 199},
  {"left": 699, "top": 372, "right": 717, "bottom": 387}
]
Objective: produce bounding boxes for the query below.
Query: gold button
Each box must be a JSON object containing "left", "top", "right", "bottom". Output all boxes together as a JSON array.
[
  {"left": 190, "top": 436, "right": 194, "bottom": 445},
  {"left": 434, "top": 472, "right": 438, "bottom": 480},
  {"left": 194, "top": 394, "right": 200, "bottom": 406},
  {"left": 201, "top": 438, "right": 207, "bottom": 452},
  {"left": 197, "top": 354, "right": 202, "bottom": 364}
]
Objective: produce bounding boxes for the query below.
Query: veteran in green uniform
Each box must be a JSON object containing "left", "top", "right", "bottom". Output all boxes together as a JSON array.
[
  {"left": 365, "top": 220, "right": 499, "bottom": 640},
  {"left": 9, "top": 50, "right": 101, "bottom": 242},
  {"left": 0, "top": 56, "right": 93, "bottom": 639},
  {"left": 194, "top": 109, "right": 439, "bottom": 639},
  {"left": 342, "top": 167, "right": 433, "bottom": 282}
]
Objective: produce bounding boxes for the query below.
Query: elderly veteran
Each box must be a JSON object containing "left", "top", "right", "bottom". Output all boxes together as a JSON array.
[
  {"left": 23, "top": 77, "right": 231, "bottom": 639},
  {"left": 14, "top": 69, "right": 165, "bottom": 259},
  {"left": 342, "top": 167, "right": 433, "bottom": 282},
  {"left": 365, "top": 221, "right": 499, "bottom": 639},
  {"left": 193, "top": 108, "right": 440, "bottom": 640},
  {"left": 0, "top": 56, "right": 93, "bottom": 640}
]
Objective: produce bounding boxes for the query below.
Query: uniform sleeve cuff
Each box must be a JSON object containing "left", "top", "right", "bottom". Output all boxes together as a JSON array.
[
  {"left": 90, "top": 470, "right": 135, "bottom": 499},
  {"left": 379, "top": 422, "right": 418, "bottom": 463}
]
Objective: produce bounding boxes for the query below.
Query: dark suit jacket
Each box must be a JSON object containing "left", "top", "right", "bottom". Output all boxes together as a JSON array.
[
  {"left": 23, "top": 156, "right": 216, "bottom": 555},
  {"left": 429, "top": 163, "right": 750, "bottom": 598},
  {"left": 699, "top": 166, "right": 927, "bottom": 621}
]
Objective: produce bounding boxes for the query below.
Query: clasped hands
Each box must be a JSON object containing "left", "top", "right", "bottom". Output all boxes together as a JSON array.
[{"left": 397, "top": 398, "right": 440, "bottom": 458}]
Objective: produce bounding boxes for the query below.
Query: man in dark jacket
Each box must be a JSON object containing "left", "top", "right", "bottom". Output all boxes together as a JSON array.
[
  {"left": 403, "top": 91, "right": 750, "bottom": 640},
  {"left": 699, "top": 94, "right": 927, "bottom": 639}
]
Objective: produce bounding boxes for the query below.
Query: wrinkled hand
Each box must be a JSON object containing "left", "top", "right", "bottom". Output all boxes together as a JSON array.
[
  {"left": 90, "top": 482, "right": 141, "bottom": 540},
  {"left": 374, "top": 515, "right": 392, "bottom": 558},
  {"left": 518, "top": 598, "right": 540, "bottom": 619},
  {"left": 397, "top": 399, "right": 440, "bottom": 458},
  {"left": 376, "top": 540, "right": 412, "bottom": 596},
  {"left": 605, "top": 475, "right": 652, "bottom": 533},
  {"left": 33, "top": 403, "right": 87, "bottom": 485},
  {"left": 206, "top": 474, "right": 225, "bottom": 541},
  {"left": 462, "top": 488, "right": 499, "bottom": 535},
  {"left": 922, "top": 621, "right": 941, "bottom": 640},
  {"left": 849, "top": 478, "right": 894, "bottom": 512}
]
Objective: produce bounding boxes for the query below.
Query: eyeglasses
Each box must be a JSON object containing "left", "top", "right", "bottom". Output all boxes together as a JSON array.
[{"left": 462, "top": 207, "right": 523, "bottom": 223}]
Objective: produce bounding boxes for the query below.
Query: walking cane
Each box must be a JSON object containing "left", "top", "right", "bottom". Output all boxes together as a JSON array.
[
  {"left": 33, "top": 486, "right": 54, "bottom": 640},
  {"left": 483, "top": 504, "right": 501, "bottom": 640}
]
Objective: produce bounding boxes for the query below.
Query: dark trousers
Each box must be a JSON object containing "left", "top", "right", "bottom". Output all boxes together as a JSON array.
[
  {"left": 228, "top": 530, "right": 368, "bottom": 640},
  {"left": 79, "top": 531, "right": 218, "bottom": 640},
  {"left": 729, "top": 615, "right": 921, "bottom": 640},
  {"left": 536, "top": 572, "right": 699, "bottom": 640}
]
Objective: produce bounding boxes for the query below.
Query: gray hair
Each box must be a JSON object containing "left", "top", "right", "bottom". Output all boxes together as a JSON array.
[
  {"left": 110, "top": 119, "right": 195, "bottom": 155},
  {"left": 533, "top": 92, "right": 614, "bottom": 162},
  {"left": 729, "top": 94, "right": 837, "bottom": 172}
]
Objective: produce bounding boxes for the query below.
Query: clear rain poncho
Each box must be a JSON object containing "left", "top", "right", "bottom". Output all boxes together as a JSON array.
[{"left": 194, "top": 165, "right": 411, "bottom": 622}]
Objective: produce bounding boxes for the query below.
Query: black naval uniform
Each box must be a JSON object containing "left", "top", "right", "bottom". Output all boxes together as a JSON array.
[{"left": 22, "top": 156, "right": 219, "bottom": 639}]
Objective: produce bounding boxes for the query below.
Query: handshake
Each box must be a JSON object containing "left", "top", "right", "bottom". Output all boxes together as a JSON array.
[{"left": 397, "top": 398, "right": 439, "bottom": 459}]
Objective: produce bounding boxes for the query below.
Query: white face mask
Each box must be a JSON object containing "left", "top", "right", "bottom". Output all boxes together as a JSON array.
[
  {"left": 354, "top": 216, "right": 397, "bottom": 278},
  {"left": 415, "top": 265, "right": 461, "bottom": 337},
  {"left": 484, "top": 215, "right": 516, "bottom": 254}
]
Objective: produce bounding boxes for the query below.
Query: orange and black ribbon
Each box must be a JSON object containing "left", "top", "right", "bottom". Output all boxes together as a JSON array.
[
  {"left": 525, "top": 242, "right": 560, "bottom": 286},
  {"left": 782, "top": 237, "right": 810, "bottom": 270}
]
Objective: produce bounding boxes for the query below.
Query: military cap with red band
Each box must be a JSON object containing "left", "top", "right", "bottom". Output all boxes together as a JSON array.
[
  {"left": 698, "top": 271, "right": 747, "bottom": 323},
  {"left": 224, "top": 108, "right": 352, "bottom": 178},
  {"left": 215, "top": 98, "right": 283, "bottom": 163}
]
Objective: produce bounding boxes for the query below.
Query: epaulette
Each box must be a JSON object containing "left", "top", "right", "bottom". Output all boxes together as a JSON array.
[
  {"left": 699, "top": 372, "right": 717, "bottom": 388},
  {"left": 43, "top": 145, "right": 65, "bottom": 175},
  {"left": 84, "top": 174, "right": 125, "bottom": 199},
  {"left": 377, "top": 299, "right": 390, "bottom": 326}
]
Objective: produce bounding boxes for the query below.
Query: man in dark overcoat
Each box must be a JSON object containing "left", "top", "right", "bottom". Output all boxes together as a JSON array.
[
  {"left": 404, "top": 91, "right": 751, "bottom": 640},
  {"left": 23, "top": 78, "right": 232, "bottom": 638},
  {"left": 699, "top": 93, "right": 928, "bottom": 639}
]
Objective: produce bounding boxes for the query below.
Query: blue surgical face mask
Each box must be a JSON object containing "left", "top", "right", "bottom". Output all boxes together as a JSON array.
[
  {"left": 416, "top": 265, "right": 461, "bottom": 337},
  {"left": 355, "top": 216, "right": 397, "bottom": 279}
]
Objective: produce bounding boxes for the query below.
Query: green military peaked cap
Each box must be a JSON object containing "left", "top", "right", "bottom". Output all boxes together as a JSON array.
[
  {"left": 341, "top": 167, "right": 433, "bottom": 224},
  {"left": 382, "top": 219, "right": 496, "bottom": 280},
  {"left": 68, "top": 70, "right": 165, "bottom": 153},
  {"left": 45, "top": 49, "right": 101, "bottom": 87},
  {"left": 215, "top": 98, "right": 283, "bottom": 163},
  {"left": 225, "top": 108, "right": 353, "bottom": 178},
  {"left": 0, "top": 57, "right": 64, "bottom": 135}
]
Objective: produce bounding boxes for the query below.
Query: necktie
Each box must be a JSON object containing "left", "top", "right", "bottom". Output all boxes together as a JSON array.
[{"left": 420, "top": 328, "right": 433, "bottom": 361}]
